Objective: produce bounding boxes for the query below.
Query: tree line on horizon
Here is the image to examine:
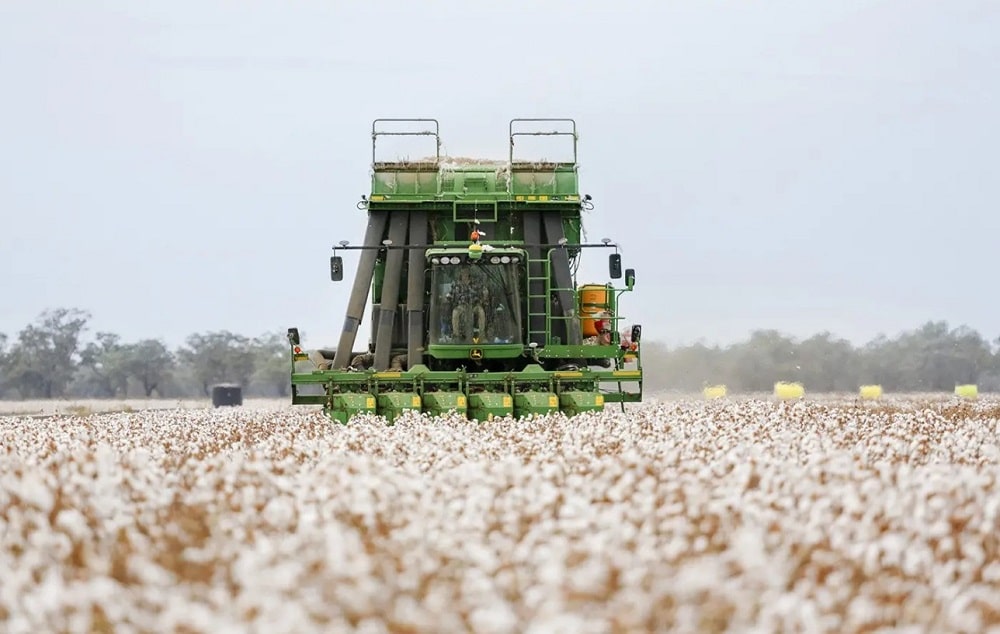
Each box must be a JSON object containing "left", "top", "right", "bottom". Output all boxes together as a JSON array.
[
  {"left": 0, "top": 308, "right": 289, "bottom": 400},
  {"left": 0, "top": 307, "right": 997, "bottom": 400},
  {"left": 639, "top": 323, "right": 999, "bottom": 394}
]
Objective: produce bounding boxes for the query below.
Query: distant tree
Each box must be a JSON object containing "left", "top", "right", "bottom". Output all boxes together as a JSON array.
[
  {"left": 250, "top": 332, "right": 291, "bottom": 397},
  {"left": 176, "top": 331, "right": 256, "bottom": 396},
  {"left": 795, "top": 332, "right": 858, "bottom": 392},
  {"left": 856, "top": 322, "right": 993, "bottom": 391},
  {"left": 729, "top": 329, "right": 799, "bottom": 391},
  {"left": 857, "top": 334, "right": 890, "bottom": 386},
  {"left": 656, "top": 342, "right": 725, "bottom": 391},
  {"left": 983, "top": 337, "right": 1000, "bottom": 391},
  {"left": 0, "top": 332, "right": 9, "bottom": 397},
  {"left": 909, "top": 321, "right": 954, "bottom": 390},
  {"left": 6, "top": 308, "right": 90, "bottom": 398},
  {"left": 940, "top": 324, "right": 992, "bottom": 387},
  {"left": 127, "top": 339, "right": 175, "bottom": 397},
  {"left": 79, "top": 332, "right": 131, "bottom": 397}
]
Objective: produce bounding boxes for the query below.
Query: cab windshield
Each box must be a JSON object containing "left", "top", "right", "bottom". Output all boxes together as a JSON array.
[{"left": 428, "top": 261, "right": 522, "bottom": 344}]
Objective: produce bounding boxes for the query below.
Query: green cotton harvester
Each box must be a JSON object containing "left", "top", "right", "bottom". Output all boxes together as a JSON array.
[{"left": 287, "top": 119, "right": 643, "bottom": 423}]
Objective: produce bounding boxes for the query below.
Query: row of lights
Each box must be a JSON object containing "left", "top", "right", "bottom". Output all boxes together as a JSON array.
[
  {"left": 430, "top": 255, "right": 522, "bottom": 265},
  {"left": 337, "top": 238, "right": 616, "bottom": 247}
]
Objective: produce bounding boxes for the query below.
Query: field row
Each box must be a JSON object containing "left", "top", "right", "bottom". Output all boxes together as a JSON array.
[{"left": 2, "top": 398, "right": 1000, "bottom": 632}]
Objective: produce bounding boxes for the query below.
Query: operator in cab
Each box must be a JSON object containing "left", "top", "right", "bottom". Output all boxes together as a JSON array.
[{"left": 448, "top": 266, "right": 490, "bottom": 343}]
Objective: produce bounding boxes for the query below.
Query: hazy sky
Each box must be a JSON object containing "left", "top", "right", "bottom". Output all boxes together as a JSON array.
[{"left": 2, "top": 1, "right": 998, "bottom": 350}]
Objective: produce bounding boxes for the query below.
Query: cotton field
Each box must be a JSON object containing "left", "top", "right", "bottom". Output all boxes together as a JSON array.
[{"left": 2, "top": 398, "right": 1000, "bottom": 633}]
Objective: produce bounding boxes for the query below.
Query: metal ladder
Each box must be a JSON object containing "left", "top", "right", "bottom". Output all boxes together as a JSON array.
[{"left": 525, "top": 256, "right": 550, "bottom": 346}]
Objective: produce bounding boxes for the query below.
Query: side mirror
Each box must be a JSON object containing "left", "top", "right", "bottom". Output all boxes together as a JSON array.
[
  {"left": 287, "top": 328, "right": 301, "bottom": 346},
  {"left": 625, "top": 268, "right": 635, "bottom": 289},
  {"left": 330, "top": 255, "right": 344, "bottom": 281},
  {"left": 631, "top": 324, "right": 642, "bottom": 343},
  {"left": 609, "top": 253, "right": 622, "bottom": 279}
]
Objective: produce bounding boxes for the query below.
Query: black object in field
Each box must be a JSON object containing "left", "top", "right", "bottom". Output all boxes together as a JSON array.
[{"left": 211, "top": 384, "right": 243, "bottom": 407}]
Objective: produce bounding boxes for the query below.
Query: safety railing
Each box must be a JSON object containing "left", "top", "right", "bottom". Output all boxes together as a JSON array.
[
  {"left": 509, "top": 118, "right": 578, "bottom": 165},
  {"left": 371, "top": 118, "right": 441, "bottom": 166}
]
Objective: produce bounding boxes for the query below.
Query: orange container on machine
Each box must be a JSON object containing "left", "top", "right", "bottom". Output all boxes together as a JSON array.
[{"left": 579, "top": 283, "right": 612, "bottom": 337}]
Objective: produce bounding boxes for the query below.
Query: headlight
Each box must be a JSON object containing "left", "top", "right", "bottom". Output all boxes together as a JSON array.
[
  {"left": 500, "top": 255, "right": 511, "bottom": 264},
  {"left": 431, "top": 257, "right": 440, "bottom": 264},
  {"left": 489, "top": 256, "right": 500, "bottom": 264}
]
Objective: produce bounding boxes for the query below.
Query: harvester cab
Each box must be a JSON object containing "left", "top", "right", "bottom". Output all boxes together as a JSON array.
[{"left": 288, "top": 118, "right": 643, "bottom": 423}]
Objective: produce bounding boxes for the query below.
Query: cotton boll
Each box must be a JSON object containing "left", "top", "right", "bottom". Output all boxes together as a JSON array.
[
  {"left": 468, "top": 602, "right": 519, "bottom": 634},
  {"left": 9, "top": 471, "right": 54, "bottom": 513},
  {"left": 260, "top": 495, "right": 296, "bottom": 531},
  {"left": 54, "top": 508, "right": 89, "bottom": 541}
]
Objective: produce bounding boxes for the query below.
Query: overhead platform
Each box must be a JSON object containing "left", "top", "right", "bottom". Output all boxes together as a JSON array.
[{"left": 369, "top": 118, "right": 581, "bottom": 202}]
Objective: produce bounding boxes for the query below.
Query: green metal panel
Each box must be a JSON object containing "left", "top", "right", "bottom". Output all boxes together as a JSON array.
[
  {"left": 509, "top": 166, "right": 578, "bottom": 197},
  {"left": 454, "top": 200, "right": 498, "bottom": 223},
  {"left": 369, "top": 162, "right": 579, "bottom": 203},
  {"left": 370, "top": 164, "right": 509, "bottom": 200},
  {"left": 513, "top": 391, "right": 560, "bottom": 418},
  {"left": 425, "top": 344, "right": 524, "bottom": 360},
  {"left": 371, "top": 165, "right": 439, "bottom": 197},
  {"left": 558, "top": 391, "right": 605, "bottom": 416},
  {"left": 601, "top": 392, "right": 642, "bottom": 403},
  {"left": 328, "top": 392, "right": 377, "bottom": 424},
  {"left": 561, "top": 211, "right": 583, "bottom": 245},
  {"left": 377, "top": 392, "right": 422, "bottom": 422},
  {"left": 421, "top": 391, "right": 468, "bottom": 417},
  {"left": 468, "top": 392, "right": 514, "bottom": 422}
]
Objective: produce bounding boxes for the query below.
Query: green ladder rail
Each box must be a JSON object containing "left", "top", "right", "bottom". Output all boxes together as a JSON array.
[{"left": 525, "top": 256, "right": 551, "bottom": 345}]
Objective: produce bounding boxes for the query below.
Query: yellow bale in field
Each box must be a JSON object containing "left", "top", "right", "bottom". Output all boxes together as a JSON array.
[
  {"left": 859, "top": 385, "right": 883, "bottom": 400},
  {"left": 955, "top": 384, "right": 978, "bottom": 399},
  {"left": 774, "top": 381, "right": 805, "bottom": 400},
  {"left": 703, "top": 385, "right": 727, "bottom": 400}
]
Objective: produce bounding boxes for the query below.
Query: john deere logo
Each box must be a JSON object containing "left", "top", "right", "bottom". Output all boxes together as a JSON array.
[{"left": 470, "top": 348, "right": 483, "bottom": 360}]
